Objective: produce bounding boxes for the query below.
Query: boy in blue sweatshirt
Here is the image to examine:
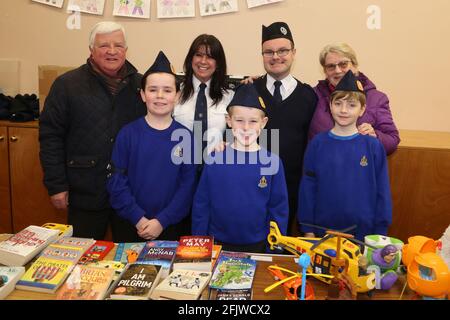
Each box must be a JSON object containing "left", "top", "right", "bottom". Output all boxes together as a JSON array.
[
  {"left": 192, "top": 83, "right": 289, "bottom": 253},
  {"left": 107, "top": 51, "right": 197, "bottom": 242},
  {"left": 297, "top": 70, "right": 392, "bottom": 241}
]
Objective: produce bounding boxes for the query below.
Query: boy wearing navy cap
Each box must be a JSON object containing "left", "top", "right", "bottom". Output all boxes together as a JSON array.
[
  {"left": 107, "top": 51, "right": 197, "bottom": 242},
  {"left": 192, "top": 83, "right": 289, "bottom": 253},
  {"left": 253, "top": 22, "right": 318, "bottom": 235},
  {"left": 297, "top": 70, "right": 392, "bottom": 241}
]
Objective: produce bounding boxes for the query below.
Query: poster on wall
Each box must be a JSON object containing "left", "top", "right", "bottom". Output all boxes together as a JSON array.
[
  {"left": 157, "top": 0, "right": 195, "bottom": 19},
  {"left": 113, "top": 0, "right": 151, "bottom": 19},
  {"left": 67, "top": 0, "right": 105, "bottom": 15},
  {"left": 32, "top": 0, "right": 64, "bottom": 8},
  {"left": 246, "top": 0, "right": 283, "bottom": 9},
  {"left": 199, "top": 0, "right": 238, "bottom": 17}
]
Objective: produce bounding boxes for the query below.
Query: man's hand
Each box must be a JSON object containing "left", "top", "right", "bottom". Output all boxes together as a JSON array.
[
  {"left": 50, "top": 191, "right": 69, "bottom": 210},
  {"left": 240, "top": 75, "right": 260, "bottom": 85},
  {"left": 303, "top": 232, "right": 316, "bottom": 238}
]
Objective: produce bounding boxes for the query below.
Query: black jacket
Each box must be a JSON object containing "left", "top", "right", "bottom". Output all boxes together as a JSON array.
[{"left": 39, "top": 60, "right": 146, "bottom": 210}]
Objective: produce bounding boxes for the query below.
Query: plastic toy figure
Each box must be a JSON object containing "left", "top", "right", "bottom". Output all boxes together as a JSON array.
[{"left": 402, "top": 235, "right": 449, "bottom": 300}]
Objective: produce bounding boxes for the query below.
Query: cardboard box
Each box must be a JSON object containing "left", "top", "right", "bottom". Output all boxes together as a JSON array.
[{"left": 38, "top": 65, "right": 75, "bottom": 112}]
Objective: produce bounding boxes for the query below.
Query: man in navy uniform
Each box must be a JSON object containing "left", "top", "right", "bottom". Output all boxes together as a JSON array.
[{"left": 253, "top": 22, "right": 318, "bottom": 235}]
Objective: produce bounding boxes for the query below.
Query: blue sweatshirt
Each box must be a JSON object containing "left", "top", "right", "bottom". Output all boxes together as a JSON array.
[
  {"left": 297, "top": 131, "right": 392, "bottom": 241},
  {"left": 107, "top": 117, "right": 196, "bottom": 229},
  {"left": 192, "top": 147, "right": 289, "bottom": 245}
]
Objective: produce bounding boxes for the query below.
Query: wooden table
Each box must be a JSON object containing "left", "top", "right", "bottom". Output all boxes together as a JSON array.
[{"left": 2, "top": 235, "right": 415, "bottom": 300}]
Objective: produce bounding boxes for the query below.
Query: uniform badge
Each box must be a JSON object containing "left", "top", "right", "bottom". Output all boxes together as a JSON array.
[
  {"left": 356, "top": 80, "right": 364, "bottom": 92},
  {"left": 360, "top": 155, "right": 368, "bottom": 167},
  {"left": 258, "top": 97, "right": 266, "bottom": 110},
  {"left": 174, "top": 146, "right": 183, "bottom": 158},
  {"left": 280, "top": 27, "right": 288, "bottom": 35},
  {"left": 258, "top": 176, "right": 268, "bottom": 188}
]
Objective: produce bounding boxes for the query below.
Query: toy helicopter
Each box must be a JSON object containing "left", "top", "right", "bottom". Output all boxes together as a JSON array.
[
  {"left": 267, "top": 221, "right": 377, "bottom": 294},
  {"left": 264, "top": 253, "right": 334, "bottom": 300},
  {"left": 401, "top": 235, "right": 449, "bottom": 299}
]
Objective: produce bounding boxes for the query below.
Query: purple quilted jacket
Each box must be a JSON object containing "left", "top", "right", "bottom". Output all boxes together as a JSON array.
[{"left": 309, "top": 72, "right": 400, "bottom": 155}]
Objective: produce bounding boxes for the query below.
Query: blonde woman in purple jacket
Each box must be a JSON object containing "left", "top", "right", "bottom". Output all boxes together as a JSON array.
[{"left": 309, "top": 43, "right": 400, "bottom": 155}]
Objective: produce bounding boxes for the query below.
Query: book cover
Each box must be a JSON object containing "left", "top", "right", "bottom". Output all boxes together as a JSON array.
[
  {"left": 56, "top": 265, "right": 115, "bottom": 300},
  {"left": 209, "top": 255, "right": 257, "bottom": 290},
  {"left": 212, "top": 244, "right": 222, "bottom": 268},
  {"left": 0, "top": 225, "right": 59, "bottom": 266},
  {"left": 0, "top": 266, "right": 25, "bottom": 300},
  {"left": 84, "top": 260, "right": 126, "bottom": 282},
  {"left": 113, "top": 242, "right": 146, "bottom": 264},
  {"left": 39, "top": 244, "right": 84, "bottom": 264},
  {"left": 109, "top": 264, "right": 163, "bottom": 300},
  {"left": 78, "top": 240, "right": 114, "bottom": 265},
  {"left": 55, "top": 237, "right": 95, "bottom": 250},
  {"left": 150, "top": 269, "right": 212, "bottom": 300},
  {"left": 215, "top": 288, "right": 253, "bottom": 300},
  {"left": 41, "top": 222, "right": 73, "bottom": 239},
  {"left": 136, "top": 241, "right": 178, "bottom": 277},
  {"left": 173, "top": 236, "right": 213, "bottom": 272},
  {"left": 15, "top": 257, "right": 74, "bottom": 293}
]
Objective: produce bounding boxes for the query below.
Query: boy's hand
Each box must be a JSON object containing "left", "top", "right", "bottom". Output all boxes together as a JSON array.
[
  {"left": 304, "top": 232, "right": 315, "bottom": 238},
  {"left": 213, "top": 141, "right": 228, "bottom": 153},
  {"left": 137, "top": 218, "right": 163, "bottom": 240},
  {"left": 358, "top": 123, "right": 377, "bottom": 137},
  {"left": 240, "top": 75, "right": 260, "bottom": 85}
]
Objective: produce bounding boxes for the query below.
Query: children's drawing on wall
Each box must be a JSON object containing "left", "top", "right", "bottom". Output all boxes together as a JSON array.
[
  {"left": 113, "top": 0, "right": 151, "bottom": 19},
  {"left": 32, "top": 0, "right": 64, "bottom": 8},
  {"left": 157, "top": 0, "right": 195, "bottom": 18},
  {"left": 199, "top": 0, "right": 238, "bottom": 16},
  {"left": 67, "top": 0, "right": 105, "bottom": 15},
  {"left": 246, "top": 0, "right": 283, "bottom": 9}
]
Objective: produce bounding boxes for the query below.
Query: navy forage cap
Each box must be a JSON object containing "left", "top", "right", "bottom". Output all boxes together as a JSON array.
[
  {"left": 262, "top": 22, "right": 294, "bottom": 44},
  {"left": 335, "top": 70, "right": 365, "bottom": 93},
  {"left": 227, "top": 84, "right": 268, "bottom": 115},
  {"left": 145, "top": 51, "right": 176, "bottom": 75}
]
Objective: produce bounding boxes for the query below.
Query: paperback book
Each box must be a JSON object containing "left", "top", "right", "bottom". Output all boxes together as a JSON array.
[
  {"left": 113, "top": 242, "right": 146, "bottom": 264},
  {"left": 109, "top": 263, "right": 163, "bottom": 300},
  {"left": 209, "top": 254, "right": 257, "bottom": 290},
  {"left": 173, "top": 236, "right": 213, "bottom": 272},
  {"left": 0, "top": 225, "right": 59, "bottom": 266},
  {"left": 0, "top": 266, "right": 25, "bottom": 300},
  {"left": 56, "top": 265, "right": 115, "bottom": 300},
  {"left": 150, "top": 269, "right": 212, "bottom": 300}
]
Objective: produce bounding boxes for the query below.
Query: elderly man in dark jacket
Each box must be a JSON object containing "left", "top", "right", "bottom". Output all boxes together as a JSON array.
[{"left": 39, "top": 21, "right": 146, "bottom": 241}]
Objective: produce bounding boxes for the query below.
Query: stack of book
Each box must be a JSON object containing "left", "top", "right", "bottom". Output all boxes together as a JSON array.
[
  {"left": 0, "top": 225, "right": 60, "bottom": 266},
  {"left": 15, "top": 237, "right": 94, "bottom": 293}
]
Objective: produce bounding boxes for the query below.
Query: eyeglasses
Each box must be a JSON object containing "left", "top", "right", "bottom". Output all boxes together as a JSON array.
[
  {"left": 324, "top": 60, "right": 351, "bottom": 72},
  {"left": 262, "top": 48, "right": 292, "bottom": 58}
]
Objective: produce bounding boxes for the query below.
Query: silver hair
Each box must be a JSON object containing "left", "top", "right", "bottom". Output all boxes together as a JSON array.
[{"left": 89, "top": 21, "right": 127, "bottom": 49}]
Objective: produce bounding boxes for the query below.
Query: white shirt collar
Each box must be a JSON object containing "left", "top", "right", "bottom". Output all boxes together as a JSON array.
[
  {"left": 193, "top": 76, "right": 212, "bottom": 92},
  {"left": 266, "top": 74, "right": 296, "bottom": 99}
]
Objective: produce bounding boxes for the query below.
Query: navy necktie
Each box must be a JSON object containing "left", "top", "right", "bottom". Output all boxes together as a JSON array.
[
  {"left": 194, "top": 83, "right": 208, "bottom": 153},
  {"left": 273, "top": 80, "right": 282, "bottom": 105}
]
